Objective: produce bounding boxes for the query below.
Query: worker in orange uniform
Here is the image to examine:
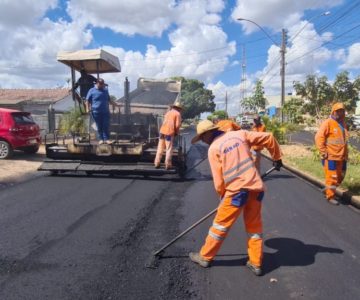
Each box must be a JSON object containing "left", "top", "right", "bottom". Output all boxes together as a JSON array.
[
  {"left": 154, "top": 101, "right": 183, "bottom": 169},
  {"left": 189, "top": 120, "right": 282, "bottom": 276},
  {"left": 251, "top": 115, "right": 266, "bottom": 172},
  {"left": 216, "top": 119, "right": 241, "bottom": 132},
  {"left": 315, "top": 102, "right": 348, "bottom": 205}
]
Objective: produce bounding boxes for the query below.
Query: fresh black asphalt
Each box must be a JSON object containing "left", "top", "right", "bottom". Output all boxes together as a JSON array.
[{"left": 0, "top": 136, "right": 359, "bottom": 299}]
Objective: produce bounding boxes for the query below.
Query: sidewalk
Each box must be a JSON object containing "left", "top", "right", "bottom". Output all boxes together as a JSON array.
[{"left": 0, "top": 145, "right": 46, "bottom": 187}]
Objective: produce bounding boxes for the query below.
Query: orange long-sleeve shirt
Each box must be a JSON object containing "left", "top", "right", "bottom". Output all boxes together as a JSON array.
[
  {"left": 217, "top": 119, "right": 241, "bottom": 132},
  {"left": 251, "top": 124, "right": 266, "bottom": 151},
  {"left": 160, "top": 108, "right": 182, "bottom": 136},
  {"left": 208, "top": 130, "right": 282, "bottom": 198},
  {"left": 315, "top": 118, "right": 348, "bottom": 161}
]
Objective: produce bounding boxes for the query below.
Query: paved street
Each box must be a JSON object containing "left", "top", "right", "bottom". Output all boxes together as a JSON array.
[
  {"left": 0, "top": 139, "right": 360, "bottom": 299},
  {"left": 288, "top": 130, "right": 360, "bottom": 150}
]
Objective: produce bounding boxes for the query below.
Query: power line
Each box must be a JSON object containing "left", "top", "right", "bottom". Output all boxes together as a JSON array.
[{"left": 287, "top": 22, "right": 360, "bottom": 66}]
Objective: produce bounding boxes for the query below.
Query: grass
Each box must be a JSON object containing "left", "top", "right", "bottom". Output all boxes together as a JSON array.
[{"left": 284, "top": 156, "right": 360, "bottom": 195}]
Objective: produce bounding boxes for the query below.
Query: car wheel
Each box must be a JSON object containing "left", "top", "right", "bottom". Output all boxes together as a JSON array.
[
  {"left": 23, "top": 145, "right": 39, "bottom": 154},
  {"left": 0, "top": 140, "right": 13, "bottom": 159}
]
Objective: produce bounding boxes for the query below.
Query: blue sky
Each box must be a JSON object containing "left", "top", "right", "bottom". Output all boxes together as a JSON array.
[{"left": 1, "top": 0, "right": 360, "bottom": 115}]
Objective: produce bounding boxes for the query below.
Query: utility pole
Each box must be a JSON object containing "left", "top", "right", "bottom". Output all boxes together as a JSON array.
[{"left": 280, "top": 29, "right": 287, "bottom": 123}]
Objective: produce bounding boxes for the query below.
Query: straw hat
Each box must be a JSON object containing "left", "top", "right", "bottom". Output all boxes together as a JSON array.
[
  {"left": 172, "top": 101, "right": 183, "bottom": 110},
  {"left": 331, "top": 102, "right": 345, "bottom": 114},
  {"left": 191, "top": 120, "right": 219, "bottom": 144}
]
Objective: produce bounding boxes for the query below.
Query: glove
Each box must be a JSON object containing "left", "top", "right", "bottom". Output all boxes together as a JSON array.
[
  {"left": 320, "top": 152, "right": 328, "bottom": 159},
  {"left": 273, "top": 159, "right": 283, "bottom": 171}
]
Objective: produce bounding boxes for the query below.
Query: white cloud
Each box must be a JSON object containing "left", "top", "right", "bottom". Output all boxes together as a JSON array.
[
  {"left": 96, "top": 0, "right": 235, "bottom": 96},
  {"left": 0, "top": 18, "right": 92, "bottom": 88},
  {"left": 231, "top": 0, "right": 343, "bottom": 34},
  {"left": 67, "top": 0, "right": 176, "bottom": 37},
  {"left": 0, "top": 0, "right": 57, "bottom": 29},
  {"left": 339, "top": 43, "right": 360, "bottom": 69}
]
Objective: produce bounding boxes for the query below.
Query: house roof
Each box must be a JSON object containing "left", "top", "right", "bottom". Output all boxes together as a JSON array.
[
  {"left": 0, "top": 89, "right": 70, "bottom": 105},
  {"left": 118, "top": 78, "right": 181, "bottom": 107}
]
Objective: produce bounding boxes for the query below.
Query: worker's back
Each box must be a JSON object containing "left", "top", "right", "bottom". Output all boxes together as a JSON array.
[
  {"left": 160, "top": 109, "right": 181, "bottom": 136},
  {"left": 208, "top": 130, "right": 266, "bottom": 197}
]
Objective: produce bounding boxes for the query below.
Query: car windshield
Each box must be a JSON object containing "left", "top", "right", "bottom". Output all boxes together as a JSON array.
[{"left": 11, "top": 113, "right": 35, "bottom": 125}]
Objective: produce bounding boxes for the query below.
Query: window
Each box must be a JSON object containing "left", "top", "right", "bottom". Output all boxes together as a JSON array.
[{"left": 11, "top": 113, "right": 35, "bottom": 124}]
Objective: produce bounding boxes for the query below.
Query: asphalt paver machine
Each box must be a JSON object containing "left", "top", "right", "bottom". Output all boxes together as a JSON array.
[{"left": 38, "top": 49, "right": 187, "bottom": 177}]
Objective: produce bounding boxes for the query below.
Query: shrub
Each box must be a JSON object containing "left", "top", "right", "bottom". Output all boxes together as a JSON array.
[{"left": 59, "top": 108, "right": 87, "bottom": 135}]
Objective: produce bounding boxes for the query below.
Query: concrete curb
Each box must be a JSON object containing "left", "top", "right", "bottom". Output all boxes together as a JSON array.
[{"left": 263, "top": 155, "right": 360, "bottom": 209}]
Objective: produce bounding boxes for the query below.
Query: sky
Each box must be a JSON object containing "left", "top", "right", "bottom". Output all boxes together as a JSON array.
[{"left": 1, "top": 0, "right": 360, "bottom": 116}]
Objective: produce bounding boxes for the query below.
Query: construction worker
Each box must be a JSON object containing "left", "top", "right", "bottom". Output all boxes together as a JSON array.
[
  {"left": 216, "top": 119, "right": 241, "bottom": 132},
  {"left": 85, "top": 78, "right": 120, "bottom": 144},
  {"left": 251, "top": 115, "right": 267, "bottom": 172},
  {"left": 189, "top": 120, "right": 282, "bottom": 276},
  {"left": 315, "top": 102, "right": 348, "bottom": 205},
  {"left": 154, "top": 101, "right": 183, "bottom": 169}
]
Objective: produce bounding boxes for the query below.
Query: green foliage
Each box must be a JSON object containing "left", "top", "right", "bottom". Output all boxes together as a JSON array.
[
  {"left": 262, "top": 115, "right": 302, "bottom": 144},
  {"left": 241, "top": 79, "right": 266, "bottom": 112},
  {"left": 289, "top": 150, "right": 360, "bottom": 194},
  {"left": 310, "top": 144, "right": 360, "bottom": 166},
  {"left": 172, "top": 77, "right": 215, "bottom": 119},
  {"left": 348, "top": 144, "right": 360, "bottom": 165},
  {"left": 310, "top": 145, "right": 321, "bottom": 161},
  {"left": 208, "top": 110, "right": 228, "bottom": 121},
  {"left": 333, "top": 71, "right": 357, "bottom": 112},
  {"left": 282, "top": 97, "right": 304, "bottom": 123},
  {"left": 293, "top": 75, "right": 334, "bottom": 119},
  {"left": 59, "top": 108, "right": 87, "bottom": 135}
]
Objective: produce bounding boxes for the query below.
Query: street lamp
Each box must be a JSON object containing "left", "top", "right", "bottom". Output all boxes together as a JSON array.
[
  {"left": 237, "top": 18, "right": 280, "bottom": 47},
  {"left": 237, "top": 18, "right": 286, "bottom": 122},
  {"left": 237, "top": 12, "right": 330, "bottom": 123},
  {"left": 290, "top": 11, "right": 331, "bottom": 42}
]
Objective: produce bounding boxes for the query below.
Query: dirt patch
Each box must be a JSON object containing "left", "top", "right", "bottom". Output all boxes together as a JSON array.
[
  {"left": 0, "top": 145, "right": 46, "bottom": 185},
  {"left": 263, "top": 144, "right": 312, "bottom": 161}
]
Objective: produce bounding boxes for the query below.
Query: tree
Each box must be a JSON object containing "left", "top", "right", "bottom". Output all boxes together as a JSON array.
[
  {"left": 293, "top": 75, "right": 334, "bottom": 119},
  {"left": 333, "top": 71, "right": 357, "bottom": 112},
  {"left": 207, "top": 110, "right": 228, "bottom": 121},
  {"left": 172, "top": 77, "right": 216, "bottom": 119},
  {"left": 282, "top": 97, "right": 304, "bottom": 123},
  {"left": 241, "top": 80, "right": 266, "bottom": 112}
]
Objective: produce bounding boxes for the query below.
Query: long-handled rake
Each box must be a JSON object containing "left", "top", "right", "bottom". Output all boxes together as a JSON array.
[{"left": 145, "top": 166, "right": 277, "bottom": 269}]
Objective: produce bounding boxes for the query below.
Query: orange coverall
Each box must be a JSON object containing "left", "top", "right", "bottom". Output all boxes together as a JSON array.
[
  {"left": 315, "top": 117, "right": 348, "bottom": 200},
  {"left": 200, "top": 130, "right": 282, "bottom": 267},
  {"left": 251, "top": 124, "right": 266, "bottom": 172},
  {"left": 154, "top": 108, "right": 182, "bottom": 168},
  {"left": 217, "top": 119, "right": 241, "bottom": 132}
]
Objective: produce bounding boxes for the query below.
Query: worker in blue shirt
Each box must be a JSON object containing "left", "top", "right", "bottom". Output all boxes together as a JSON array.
[{"left": 85, "top": 78, "right": 120, "bottom": 144}]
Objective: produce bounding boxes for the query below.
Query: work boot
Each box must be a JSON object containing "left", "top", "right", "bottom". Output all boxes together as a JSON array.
[
  {"left": 246, "top": 261, "right": 262, "bottom": 276},
  {"left": 328, "top": 198, "right": 339, "bottom": 206},
  {"left": 189, "top": 252, "right": 211, "bottom": 268}
]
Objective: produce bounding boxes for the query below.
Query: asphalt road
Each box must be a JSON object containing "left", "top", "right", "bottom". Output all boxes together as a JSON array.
[
  {"left": 288, "top": 130, "right": 360, "bottom": 150},
  {"left": 1, "top": 139, "right": 360, "bottom": 299}
]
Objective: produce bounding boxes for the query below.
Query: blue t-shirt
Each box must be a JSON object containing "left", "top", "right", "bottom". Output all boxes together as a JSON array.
[{"left": 86, "top": 87, "right": 110, "bottom": 113}]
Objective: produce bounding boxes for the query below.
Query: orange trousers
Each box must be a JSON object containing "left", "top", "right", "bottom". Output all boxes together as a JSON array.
[
  {"left": 200, "top": 191, "right": 263, "bottom": 267},
  {"left": 154, "top": 134, "right": 174, "bottom": 168},
  {"left": 323, "top": 159, "right": 346, "bottom": 200}
]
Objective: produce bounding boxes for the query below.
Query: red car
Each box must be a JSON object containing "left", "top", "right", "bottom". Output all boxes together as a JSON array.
[{"left": 0, "top": 108, "right": 41, "bottom": 159}]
